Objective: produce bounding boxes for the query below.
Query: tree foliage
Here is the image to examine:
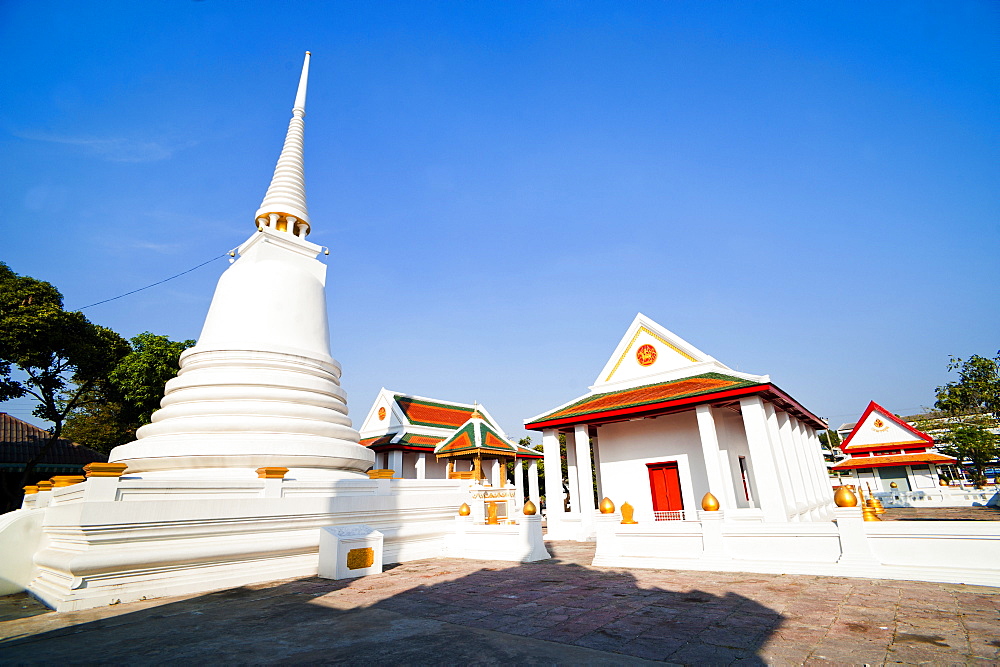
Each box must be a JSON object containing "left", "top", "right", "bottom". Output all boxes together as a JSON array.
[
  {"left": 936, "top": 425, "right": 999, "bottom": 486},
  {"left": 931, "top": 351, "right": 1000, "bottom": 486},
  {"left": 934, "top": 352, "right": 1000, "bottom": 420},
  {"left": 0, "top": 261, "right": 130, "bottom": 508},
  {"left": 63, "top": 332, "right": 195, "bottom": 453}
]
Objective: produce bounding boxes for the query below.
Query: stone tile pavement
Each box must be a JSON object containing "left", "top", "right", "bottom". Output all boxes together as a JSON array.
[{"left": 1, "top": 541, "right": 999, "bottom": 665}]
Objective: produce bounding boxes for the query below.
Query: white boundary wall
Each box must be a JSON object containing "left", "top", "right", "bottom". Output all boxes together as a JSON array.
[{"left": 593, "top": 510, "right": 1000, "bottom": 588}]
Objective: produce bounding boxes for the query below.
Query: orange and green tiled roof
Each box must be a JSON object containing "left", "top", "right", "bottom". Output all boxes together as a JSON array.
[
  {"left": 435, "top": 419, "right": 520, "bottom": 458},
  {"left": 361, "top": 432, "right": 445, "bottom": 451},
  {"left": 394, "top": 395, "right": 491, "bottom": 429},
  {"left": 527, "top": 373, "right": 762, "bottom": 427},
  {"left": 831, "top": 452, "right": 956, "bottom": 470}
]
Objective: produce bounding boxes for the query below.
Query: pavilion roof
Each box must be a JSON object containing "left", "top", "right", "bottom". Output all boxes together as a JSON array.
[
  {"left": 360, "top": 432, "right": 446, "bottom": 453},
  {"left": 393, "top": 394, "right": 496, "bottom": 430},
  {"left": 526, "top": 372, "right": 824, "bottom": 430},
  {"left": 831, "top": 452, "right": 957, "bottom": 470},
  {"left": 435, "top": 417, "right": 524, "bottom": 459}
]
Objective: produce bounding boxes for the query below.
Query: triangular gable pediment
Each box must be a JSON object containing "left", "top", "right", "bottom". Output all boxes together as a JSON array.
[
  {"left": 358, "top": 388, "right": 406, "bottom": 436},
  {"left": 842, "top": 401, "right": 933, "bottom": 451},
  {"left": 593, "top": 313, "right": 727, "bottom": 389}
]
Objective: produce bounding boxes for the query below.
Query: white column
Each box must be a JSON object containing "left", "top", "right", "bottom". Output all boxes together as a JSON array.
[
  {"left": 776, "top": 411, "right": 809, "bottom": 516},
  {"left": 591, "top": 431, "right": 604, "bottom": 500},
  {"left": 388, "top": 450, "right": 403, "bottom": 477},
  {"left": 739, "top": 396, "right": 788, "bottom": 522},
  {"left": 541, "top": 429, "right": 563, "bottom": 517},
  {"left": 491, "top": 459, "right": 502, "bottom": 487},
  {"left": 565, "top": 430, "right": 580, "bottom": 513},
  {"left": 415, "top": 452, "right": 426, "bottom": 480},
  {"left": 574, "top": 424, "right": 595, "bottom": 538},
  {"left": 804, "top": 424, "right": 834, "bottom": 510},
  {"left": 514, "top": 458, "right": 525, "bottom": 509},
  {"left": 789, "top": 417, "right": 830, "bottom": 520},
  {"left": 763, "top": 402, "right": 795, "bottom": 519},
  {"left": 528, "top": 459, "right": 540, "bottom": 504},
  {"left": 696, "top": 404, "right": 729, "bottom": 509}
]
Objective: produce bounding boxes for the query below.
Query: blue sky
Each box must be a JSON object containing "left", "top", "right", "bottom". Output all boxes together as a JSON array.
[{"left": 1, "top": 1, "right": 997, "bottom": 439}]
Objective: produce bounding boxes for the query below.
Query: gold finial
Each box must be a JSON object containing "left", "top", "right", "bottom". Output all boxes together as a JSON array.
[
  {"left": 833, "top": 485, "right": 858, "bottom": 507},
  {"left": 701, "top": 492, "right": 720, "bottom": 511},
  {"left": 469, "top": 402, "right": 483, "bottom": 420},
  {"left": 620, "top": 501, "right": 638, "bottom": 524},
  {"left": 458, "top": 502, "right": 471, "bottom": 516},
  {"left": 522, "top": 499, "right": 537, "bottom": 515},
  {"left": 305, "top": 51, "right": 311, "bottom": 55},
  {"left": 599, "top": 497, "right": 615, "bottom": 514}
]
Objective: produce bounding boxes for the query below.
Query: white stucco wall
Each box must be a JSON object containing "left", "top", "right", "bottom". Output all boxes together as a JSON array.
[
  {"left": 714, "top": 408, "right": 757, "bottom": 509},
  {"left": 596, "top": 412, "right": 705, "bottom": 520}
]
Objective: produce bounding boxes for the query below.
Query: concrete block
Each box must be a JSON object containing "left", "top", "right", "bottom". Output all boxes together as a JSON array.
[{"left": 318, "top": 525, "right": 383, "bottom": 579}]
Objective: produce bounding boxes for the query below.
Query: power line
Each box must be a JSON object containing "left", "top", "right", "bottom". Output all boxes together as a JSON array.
[{"left": 76, "top": 253, "right": 227, "bottom": 310}]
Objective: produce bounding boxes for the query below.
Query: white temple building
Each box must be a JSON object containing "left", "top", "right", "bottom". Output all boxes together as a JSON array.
[{"left": 526, "top": 313, "right": 834, "bottom": 541}]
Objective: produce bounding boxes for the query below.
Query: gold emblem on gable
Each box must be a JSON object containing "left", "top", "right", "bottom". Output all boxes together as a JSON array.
[
  {"left": 636, "top": 344, "right": 657, "bottom": 367},
  {"left": 872, "top": 418, "right": 888, "bottom": 432},
  {"left": 378, "top": 406, "right": 386, "bottom": 421}
]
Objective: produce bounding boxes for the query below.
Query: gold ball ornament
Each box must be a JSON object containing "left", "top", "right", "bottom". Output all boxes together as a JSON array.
[
  {"left": 599, "top": 497, "right": 615, "bottom": 514},
  {"left": 939, "top": 478, "right": 949, "bottom": 487},
  {"left": 889, "top": 482, "right": 898, "bottom": 489},
  {"left": 834, "top": 485, "right": 859, "bottom": 507},
  {"left": 701, "top": 492, "right": 720, "bottom": 511},
  {"left": 522, "top": 499, "right": 537, "bottom": 515},
  {"left": 458, "top": 502, "right": 471, "bottom": 516}
]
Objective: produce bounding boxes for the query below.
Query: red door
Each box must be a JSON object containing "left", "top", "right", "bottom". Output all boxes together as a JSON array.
[{"left": 646, "top": 462, "right": 684, "bottom": 511}]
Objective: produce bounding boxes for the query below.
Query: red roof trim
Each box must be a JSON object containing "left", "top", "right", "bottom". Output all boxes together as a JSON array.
[
  {"left": 840, "top": 401, "right": 934, "bottom": 451},
  {"left": 526, "top": 383, "right": 826, "bottom": 431}
]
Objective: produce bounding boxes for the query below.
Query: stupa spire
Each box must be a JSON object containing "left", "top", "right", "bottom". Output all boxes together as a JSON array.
[{"left": 255, "top": 51, "right": 312, "bottom": 238}]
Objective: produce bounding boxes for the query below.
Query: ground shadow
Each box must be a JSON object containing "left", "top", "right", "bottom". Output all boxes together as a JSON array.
[{"left": 0, "top": 544, "right": 784, "bottom": 665}]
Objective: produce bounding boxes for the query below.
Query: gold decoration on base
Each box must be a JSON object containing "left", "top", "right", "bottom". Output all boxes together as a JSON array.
[
  {"left": 865, "top": 483, "right": 885, "bottom": 514},
  {"left": 599, "top": 497, "right": 615, "bottom": 514},
  {"left": 346, "top": 547, "right": 374, "bottom": 570},
  {"left": 701, "top": 492, "right": 720, "bottom": 511},
  {"left": 486, "top": 502, "right": 499, "bottom": 525},
  {"left": 458, "top": 502, "right": 471, "bottom": 516},
  {"left": 83, "top": 462, "right": 128, "bottom": 478},
  {"left": 834, "top": 485, "right": 858, "bottom": 507},
  {"left": 22, "top": 485, "right": 38, "bottom": 495},
  {"left": 51, "top": 476, "right": 85, "bottom": 488},
  {"left": 522, "top": 499, "right": 537, "bottom": 516},
  {"left": 256, "top": 466, "right": 289, "bottom": 479},
  {"left": 366, "top": 469, "right": 394, "bottom": 479},
  {"left": 35, "top": 480, "right": 53, "bottom": 492},
  {"left": 620, "top": 501, "right": 638, "bottom": 524},
  {"left": 858, "top": 486, "right": 881, "bottom": 521}
]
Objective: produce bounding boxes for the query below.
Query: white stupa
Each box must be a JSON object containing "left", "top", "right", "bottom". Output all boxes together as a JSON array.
[{"left": 110, "top": 52, "right": 373, "bottom": 478}]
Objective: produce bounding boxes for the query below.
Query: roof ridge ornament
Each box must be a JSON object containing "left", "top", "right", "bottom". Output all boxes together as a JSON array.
[{"left": 255, "top": 51, "right": 312, "bottom": 238}]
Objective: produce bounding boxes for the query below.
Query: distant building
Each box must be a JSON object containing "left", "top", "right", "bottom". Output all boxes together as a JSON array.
[
  {"left": 831, "top": 401, "right": 956, "bottom": 492},
  {"left": 358, "top": 389, "right": 540, "bottom": 482},
  {"left": 1, "top": 412, "right": 106, "bottom": 489}
]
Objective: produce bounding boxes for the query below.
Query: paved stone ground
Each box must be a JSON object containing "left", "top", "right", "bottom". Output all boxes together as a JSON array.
[
  {"left": 881, "top": 505, "right": 1000, "bottom": 521},
  {"left": 2, "top": 540, "right": 999, "bottom": 665}
]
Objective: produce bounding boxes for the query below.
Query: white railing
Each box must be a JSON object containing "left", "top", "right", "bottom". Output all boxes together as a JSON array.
[{"left": 653, "top": 510, "right": 689, "bottom": 521}]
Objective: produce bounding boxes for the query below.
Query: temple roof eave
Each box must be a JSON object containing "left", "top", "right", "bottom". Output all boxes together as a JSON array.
[{"left": 525, "top": 378, "right": 826, "bottom": 431}]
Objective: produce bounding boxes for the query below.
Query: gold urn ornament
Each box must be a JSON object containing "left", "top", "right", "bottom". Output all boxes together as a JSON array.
[
  {"left": 486, "top": 502, "right": 499, "bottom": 525},
  {"left": 458, "top": 502, "right": 471, "bottom": 516},
  {"left": 522, "top": 499, "right": 537, "bottom": 516},
  {"left": 599, "top": 497, "right": 615, "bottom": 514},
  {"left": 620, "top": 501, "right": 638, "bottom": 524},
  {"left": 701, "top": 492, "right": 720, "bottom": 512},
  {"left": 834, "top": 485, "right": 858, "bottom": 508}
]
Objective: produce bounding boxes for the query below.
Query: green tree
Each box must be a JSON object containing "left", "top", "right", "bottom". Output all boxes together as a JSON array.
[
  {"left": 936, "top": 425, "right": 999, "bottom": 486},
  {"left": 931, "top": 351, "right": 1000, "bottom": 486},
  {"left": 0, "top": 262, "right": 129, "bottom": 509},
  {"left": 63, "top": 332, "right": 195, "bottom": 453},
  {"left": 935, "top": 352, "right": 1000, "bottom": 420}
]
